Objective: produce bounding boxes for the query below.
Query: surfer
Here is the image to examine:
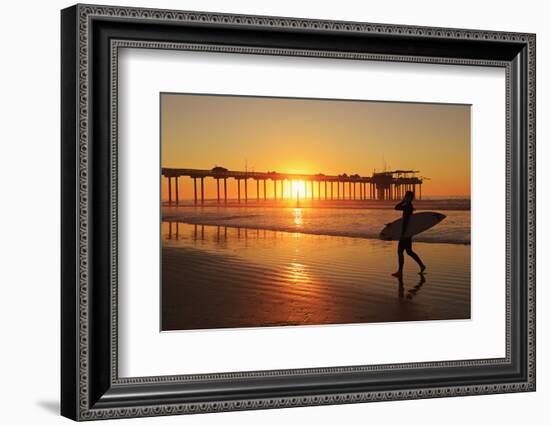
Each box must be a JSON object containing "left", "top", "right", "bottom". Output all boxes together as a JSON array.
[{"left": 392, "top": 191, "right": 426, "bottom": 277}]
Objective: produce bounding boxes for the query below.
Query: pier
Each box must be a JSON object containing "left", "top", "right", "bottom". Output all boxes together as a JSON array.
[{"left": 162, "top": 167, "right": 424, "bottom": 205}]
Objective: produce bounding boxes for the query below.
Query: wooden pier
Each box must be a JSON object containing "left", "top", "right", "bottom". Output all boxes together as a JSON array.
[{"left": 162, "top": 167, "right": 424, "bottom": 205}]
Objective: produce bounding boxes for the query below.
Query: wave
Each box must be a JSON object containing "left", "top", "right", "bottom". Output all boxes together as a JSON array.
[
  {"left": 180, "top": 220, "right": 470, "bottom": 245},
  {"left": 165, "top": 218, "right": 470, "bottom": 245},
  {"left": 163, "top": 205, "right": 471, "bottom": 245}
]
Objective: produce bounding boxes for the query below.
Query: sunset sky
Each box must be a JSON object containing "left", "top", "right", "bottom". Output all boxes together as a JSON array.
[{"left": 161, "top": 93, "right": 470, "bottom": 200}]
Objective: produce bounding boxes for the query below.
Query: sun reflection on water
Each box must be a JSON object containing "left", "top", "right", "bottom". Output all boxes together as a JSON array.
[
  {"left": 285, "top": 261, "right": 311, "bottom": 285},
  {"left": 293, "top": 208, "right": 303, "bottom": 227}
]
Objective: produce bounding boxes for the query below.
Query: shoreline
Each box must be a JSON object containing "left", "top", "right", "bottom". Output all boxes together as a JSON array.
[
  {"left": 161, "top": 198, "right": 471, "bottom": 211},
  {"left": 161, "top": 220, "right": 471, "bottom": 246}
]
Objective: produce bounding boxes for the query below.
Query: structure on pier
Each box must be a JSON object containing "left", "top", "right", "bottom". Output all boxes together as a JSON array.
[
  {"left": 371, "top": 170, "right": 423, "bottom": 201},
  {"left": 162, "top": 167, "right": 424, "bottom": 205}
]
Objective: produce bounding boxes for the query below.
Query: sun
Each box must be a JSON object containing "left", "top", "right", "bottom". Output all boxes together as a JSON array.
[{"left": 291, "top": 180, "right": 306, "bottom": 199}]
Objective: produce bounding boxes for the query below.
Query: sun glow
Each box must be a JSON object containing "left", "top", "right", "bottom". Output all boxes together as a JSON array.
[{"left": 291, "top": 180, "right": 306, "bottom": 199}]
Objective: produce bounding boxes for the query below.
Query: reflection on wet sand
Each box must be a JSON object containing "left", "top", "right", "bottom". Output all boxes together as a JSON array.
[
  {"left": 395, "top": 274, "right": 427, "bottom": 300},
  {"left": 161, "top": 222, "right": 470, "bottom": 331}
]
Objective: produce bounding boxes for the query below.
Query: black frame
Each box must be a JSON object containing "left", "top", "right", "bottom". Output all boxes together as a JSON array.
[{"left": 61, "top": 4, "right": 536, "bottom": 421}]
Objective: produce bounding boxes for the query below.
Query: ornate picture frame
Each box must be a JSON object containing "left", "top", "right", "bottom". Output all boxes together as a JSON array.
[{"left": 61, "top": 4, "right": 535, "bottom": 421}]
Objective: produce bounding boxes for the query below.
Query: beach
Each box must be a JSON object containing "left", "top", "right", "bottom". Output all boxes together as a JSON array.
[{"left": 161, "top": 212, "right": 470, "bottom": 331}]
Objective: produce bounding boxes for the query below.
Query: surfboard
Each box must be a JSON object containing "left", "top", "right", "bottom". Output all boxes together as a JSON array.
[{"left": 379, "top": 212, "right": 446, "bottom": 240}]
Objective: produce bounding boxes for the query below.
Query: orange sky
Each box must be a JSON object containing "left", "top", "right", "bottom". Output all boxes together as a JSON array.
[{"left": 161, "top": 93, "right": 470, "bottom": 200}]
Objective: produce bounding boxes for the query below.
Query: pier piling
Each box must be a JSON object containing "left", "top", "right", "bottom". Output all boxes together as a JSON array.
[
  {"left": 168, "top": 177, "right": 172, "bottom": 206},
  {"left": 175, "top": 177, "right": 179, "bottom": 206}
]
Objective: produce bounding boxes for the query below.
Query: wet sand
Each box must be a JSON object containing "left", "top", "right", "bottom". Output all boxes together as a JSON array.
[{"left": 161, "top": 222, "right": 470, "bottom": 331}]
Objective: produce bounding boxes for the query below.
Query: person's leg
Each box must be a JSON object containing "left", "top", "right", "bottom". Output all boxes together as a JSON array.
[
  {"left": 405, "top": 240, "right": 426, "bottom": 272},
  {"left": 393, "top": 239, "right": 405, "bottom": 276}
]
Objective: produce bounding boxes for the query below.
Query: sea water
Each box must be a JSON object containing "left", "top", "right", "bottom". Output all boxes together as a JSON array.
[{"left": 162, "top": 205, "right": 470, "bottom": 245}]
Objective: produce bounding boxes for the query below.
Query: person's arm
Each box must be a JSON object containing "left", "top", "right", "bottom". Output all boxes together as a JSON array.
[
  {"left": 401, "top": 214, "right": 410, "bottom": 237},
  {"left": 395, "top": 200, "right": 406, "bottom": 210},
  {"left": 398, "top": 201, "right": 412, "bottom": 236}
]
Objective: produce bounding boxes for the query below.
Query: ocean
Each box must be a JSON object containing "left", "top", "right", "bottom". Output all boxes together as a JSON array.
[{"left": 162, "top": 203, "right": 470, "bottom": 245}]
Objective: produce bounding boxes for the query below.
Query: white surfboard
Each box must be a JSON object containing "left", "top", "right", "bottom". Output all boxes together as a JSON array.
[{"left": 380, "top": 212, "right": 446, "bottom": 240}]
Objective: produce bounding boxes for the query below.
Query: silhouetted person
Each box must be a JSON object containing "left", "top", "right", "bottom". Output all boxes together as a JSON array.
[{"left": 392, "top": 191, "right": 425, "bottom": 278}]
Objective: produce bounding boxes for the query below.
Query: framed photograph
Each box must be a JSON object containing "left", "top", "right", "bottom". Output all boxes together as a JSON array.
[{"left": 61, "top": 4, "right": 536, "bottom": 421}]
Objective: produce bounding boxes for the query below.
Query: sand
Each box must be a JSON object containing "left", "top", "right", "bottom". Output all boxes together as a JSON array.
[{"left": 161, "top": 223, "right": 470, "bottom": 331}]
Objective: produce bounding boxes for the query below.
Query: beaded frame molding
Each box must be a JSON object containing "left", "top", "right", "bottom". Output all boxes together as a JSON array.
[{"left": 61, "top": 4, "right": 536, "bottom": 421}]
